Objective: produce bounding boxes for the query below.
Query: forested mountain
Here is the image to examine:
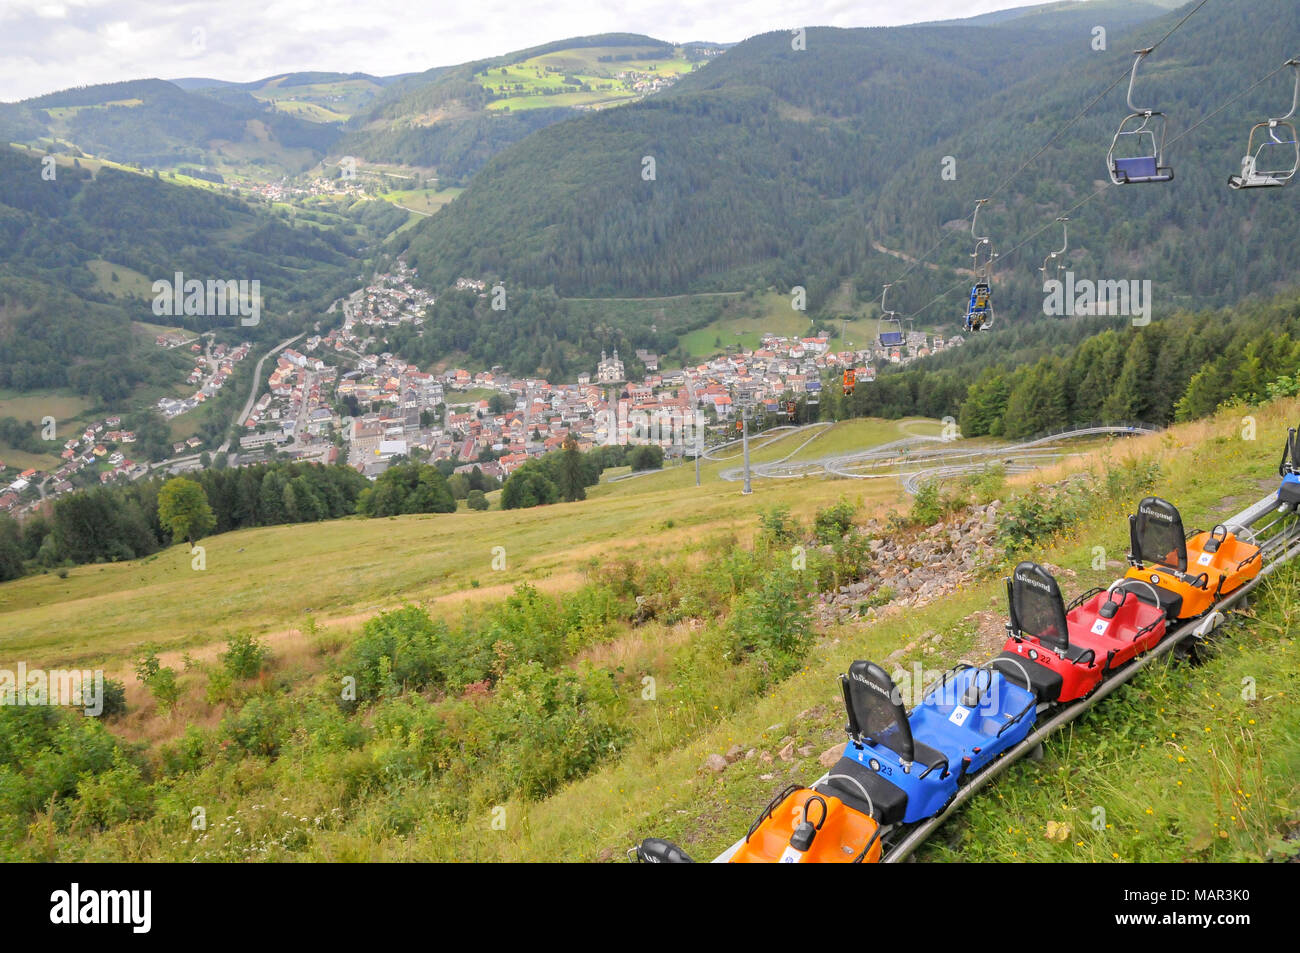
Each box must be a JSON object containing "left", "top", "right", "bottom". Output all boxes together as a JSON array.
[
  {"left": 5, "top": 3, "right": 1297, "bottom": 393},
  {"left": 4, "top": 35, "right": 707, "bottom": 187},
  {"left": 6, "top": 79, "right": 341, "bottom": 175},
  {"left": 0, "top": 146, "right": 367, "bottom": 399},
  {"left": 396, "top": 0, "right": 1296, "bottom": 327}
]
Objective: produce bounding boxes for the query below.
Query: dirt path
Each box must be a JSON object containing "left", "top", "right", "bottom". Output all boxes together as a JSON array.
[{"left": 872, "top": 240, "right": 976, "bottom": 277}]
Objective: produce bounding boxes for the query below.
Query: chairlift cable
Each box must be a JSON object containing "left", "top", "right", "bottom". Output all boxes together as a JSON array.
[
  {"left": 1144, "top": 0, "right": 1213, "bottom": 55},
  {"left": 904, "top": 183, "right": 1115, "bottom": 321},
  {"left": 1167, "top": 59, "right": 1295, "bottom": 150},
  {"left": 877, "top": 0, "right": 1214, "bottom": 300},
  {"left": 903, "top": 54, "right": 1295, "bottom": 322}
]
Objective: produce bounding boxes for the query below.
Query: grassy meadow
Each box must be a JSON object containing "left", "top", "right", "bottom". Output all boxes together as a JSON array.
[{"left": 0, "top": 401, "right": 1296, "bottom": 862}]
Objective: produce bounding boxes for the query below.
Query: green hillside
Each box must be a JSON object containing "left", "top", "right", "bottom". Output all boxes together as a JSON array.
[
  {"left": 10, "top": 79, "right": 342, "bottom": 181},
  {"left": 0, "top": 392, "right": 1294, "bottom": 862},
  {"left": 202, "top": 72, "right": 396, "bottom": 123},
  {"left": 0, "top": 145, "right": 366, "bottom": 406},
  {"left": 337, "top": 34, "right": 721, "bottom": 185},
  {"left": 395, "top": 0, "right": 1295, "bottom": 326}
]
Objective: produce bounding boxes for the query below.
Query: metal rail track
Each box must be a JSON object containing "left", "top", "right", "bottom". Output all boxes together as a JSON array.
[
  {"left": 880, "top": 489, "right": 1298, "bottom": 862},
  {"left": 716, "top": 424, "right": 1159, "bottom": 490}
]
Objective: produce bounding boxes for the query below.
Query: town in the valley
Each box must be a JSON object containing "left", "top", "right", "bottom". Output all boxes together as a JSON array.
[{"left": 0, "top": 260, "right": 964, "bottom": 517}]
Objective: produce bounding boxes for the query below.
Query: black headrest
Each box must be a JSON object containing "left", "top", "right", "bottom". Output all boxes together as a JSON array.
[
  {"left": 1282, "top": 428, "right": 1298, "bottom": 477},
  {"left": 1007, "top": 561, "right": 1070, "bottom": 653},
  {"left": 1130, "top": 496, "right": 1187, "bottom": 572},
  {"left": 840, "top": 660, "right": 915, "bottom": 764}
]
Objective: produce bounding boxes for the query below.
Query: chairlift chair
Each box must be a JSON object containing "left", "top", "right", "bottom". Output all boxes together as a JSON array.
[
  {"left": 964, "top": 201, "right": 996, "bottom": 331},
  {"left": 1108, "top": 49, "right": 1175, "bottom": 185},
  {"left": 1040, "top": 217, "right": 1069, "bottom": 283},
  {"left": 1229, "top": 59, "right": 1300, "bottom": 190},
  {"left": 877, "top": 283, "right": 906, "bottom": 349}
]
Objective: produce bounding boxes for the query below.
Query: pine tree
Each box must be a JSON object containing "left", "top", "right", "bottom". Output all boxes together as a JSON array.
[{"left": 556, "top": 434, "right": 586, "bottom": 502}]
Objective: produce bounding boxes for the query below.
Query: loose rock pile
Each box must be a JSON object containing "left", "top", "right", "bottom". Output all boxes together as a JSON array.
[{"left": 815, "top": 501, "right": 1003, "bottom": 625}]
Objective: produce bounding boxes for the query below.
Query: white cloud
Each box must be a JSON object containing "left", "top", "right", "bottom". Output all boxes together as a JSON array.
[{"left": 0, "top": 0, "right": 1078, "bottom": 101}]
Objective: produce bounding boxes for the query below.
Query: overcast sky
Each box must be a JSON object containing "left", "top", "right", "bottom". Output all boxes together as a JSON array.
[{"left": 0, "top": 0, "right": 1094, "bottom": 102}]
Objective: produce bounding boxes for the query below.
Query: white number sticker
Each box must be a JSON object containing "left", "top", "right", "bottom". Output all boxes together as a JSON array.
[
  {"left": 1197, "top": 552, "right": 1213, "bottom": 566},
  {"left": 948, "top": 706, "right": 972, "bottom": 727},
  {"left": 1091, "top": 619, "right": 1110, "bottom": 635}
]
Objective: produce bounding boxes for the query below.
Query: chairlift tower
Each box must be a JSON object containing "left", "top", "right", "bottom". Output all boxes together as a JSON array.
[
  {"left": 695, "top": 425, "right": 702, "bottom": 487},
  {"left": 736, "top": 385, "right": 755, "bottom": 495}
]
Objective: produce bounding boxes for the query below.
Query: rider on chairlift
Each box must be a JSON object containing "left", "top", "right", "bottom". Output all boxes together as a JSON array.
[{"left": 964, "top": 200, "right": 995, "bottom": 333}]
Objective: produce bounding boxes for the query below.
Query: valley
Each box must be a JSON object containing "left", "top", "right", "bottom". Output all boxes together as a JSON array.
[{"left": 0, "top": 0, "right": 1297, "bottom": 878}]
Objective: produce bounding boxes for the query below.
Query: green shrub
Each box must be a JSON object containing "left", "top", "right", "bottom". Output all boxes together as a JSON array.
[
  {"left": 351, "top": 605, "right": 448, "bottom": 699},
  {"left": 833, "top": 531, "right": 874, "bottom": 586},
  {"left": 73, "top": 751, "right": 152, "bottom": 830},
  {"left": 725, "top": 568, "right": 814, "bottom": 684},
  {"left": 220, "top": 632, "right": 269, "bottom": 681},
  {"left": 857, "top": 586, "right": 895, "bottom": 613},
  {"left": 368, "top": 694, "right": 454, "bottom": 788},
  {"left": 485, "top": 584, "right": 567, "bottom": 673},
  {"left": 134, "top": 648, "right": 181, "bottom": 713},
  {"left": 559, "top": 583, "right": 622, "bottom": 654},
  {"left": 205, "top": 666, "right": 235, "bottom": 705},
  {"left": 758, "top": 505, "right": 797, "bottom": 547},
  {"left": 160, "top": 724, "right": 213, "bottom": 776},
  {"left": 0, "top": 706, "right": 123, "bottom": 821},
  {"left": 222, "top": 694, "right": 289, "bottom": 757},
  {"left": 813, "top": 499, "right": 857, "bottom": 544},
  {"left": 93, "top": 677, "right": 128, "bottom": 719},
  {"left": 995, "top": 479, "right": 1090, "bottom": 555},
  {"left": 910, "top": 481, "right": 945, "bottom": 527},
  {"left": 968, "top": 463, "right": 1006, "bottom": 504},
  {"left": 484, "top": 661, "right": 627, "bottom": 800}
]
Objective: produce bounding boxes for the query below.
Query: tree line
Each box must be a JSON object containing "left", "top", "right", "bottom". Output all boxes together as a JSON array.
[
  {"left": 502, "top": 440, "right": 663, "bottom": 509},
  {"left": 0, "top": 460, "right": 473, "bottom": 581},
  {"left": 818, "top": 292, "right": 1300, "bottom": 440}
]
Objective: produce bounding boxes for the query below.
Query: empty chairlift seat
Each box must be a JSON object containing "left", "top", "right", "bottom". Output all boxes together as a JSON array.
[
  {"left": 1111, "top": 153, "right": 1174, "bottom": 184},
  {"left": 1228, "top": 59, "right": 1299, "bottom": 190},
  {"left": 1116, "top": 497, "right": 1262, "bottom": 620},
  {"left": 1108, "top": 50, "right": 1174, "bottom": 185}
]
